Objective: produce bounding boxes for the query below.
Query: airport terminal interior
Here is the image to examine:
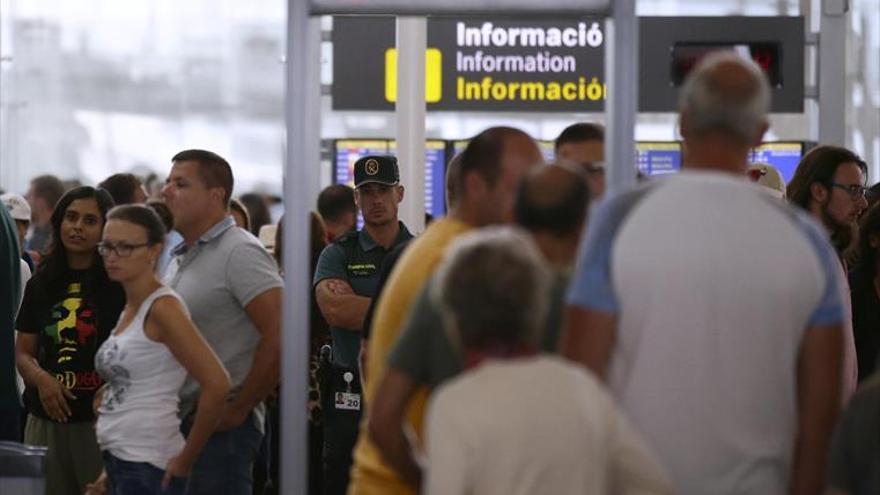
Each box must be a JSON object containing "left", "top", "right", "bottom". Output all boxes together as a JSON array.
[{"left": 1, "top": 0, "right": 880, "bottom": 494}]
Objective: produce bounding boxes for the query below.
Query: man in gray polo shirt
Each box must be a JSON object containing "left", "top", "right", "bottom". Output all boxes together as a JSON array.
[{"left": 162, "top": 149, "right": 283, "bottom": 495}]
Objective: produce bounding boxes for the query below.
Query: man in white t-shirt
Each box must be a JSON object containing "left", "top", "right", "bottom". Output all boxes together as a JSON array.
[
  {"left": 561, "top": 52, "right": 846, "bottom": 495},
  {"left": 424, "top": 227, "right": 671, "bottom": 495}
]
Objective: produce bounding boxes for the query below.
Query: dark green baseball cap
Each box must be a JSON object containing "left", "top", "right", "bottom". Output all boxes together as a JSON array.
[{"left": 354, "top": 155, "right": 400, "bottom": 188}]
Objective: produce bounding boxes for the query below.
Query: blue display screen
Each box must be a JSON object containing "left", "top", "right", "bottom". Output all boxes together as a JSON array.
[
  {"left": 637, "top": 142, "right": 682, "bottom": 176},
  {"left": 334, "top": 140, "right": 447, "bottom": 220},
  {"left": 334, "top": 140, "right": 391, "bottom": 186},
  {"left": 389, "top": 140, "right": 447, "bottom": 218},
  {"left": 749, "top": 143, "right": 803, "bottom": 184}
]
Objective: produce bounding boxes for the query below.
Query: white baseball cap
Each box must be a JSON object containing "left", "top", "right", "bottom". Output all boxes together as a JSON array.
[{"left": 1, "top": 193, "right": 32, "bottom": 222}]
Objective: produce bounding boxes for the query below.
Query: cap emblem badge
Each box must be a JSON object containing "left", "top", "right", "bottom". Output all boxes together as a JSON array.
[{"left": 365, "top": 159, "right": 380, "bottom": 176}]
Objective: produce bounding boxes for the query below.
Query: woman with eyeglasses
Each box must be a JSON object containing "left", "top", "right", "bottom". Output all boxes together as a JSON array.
[
  {"left": 15, "top": 186, "right": 124, "bottom": 495},
  {"left": 90, "top": 204, "right": 230, "bottom": 495}
]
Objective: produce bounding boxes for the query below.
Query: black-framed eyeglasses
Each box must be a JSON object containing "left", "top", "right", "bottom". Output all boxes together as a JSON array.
[
  {"left": 97, "top": 242, "right": 151, "bottom": 258},
  {"left": 828, "top": 182, "right": 868, "bottom": 200}
]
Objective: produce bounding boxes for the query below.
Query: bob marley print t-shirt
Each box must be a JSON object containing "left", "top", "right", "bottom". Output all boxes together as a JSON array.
[{"left": 17, "top": 270, "right": 124, "bottom": 422}]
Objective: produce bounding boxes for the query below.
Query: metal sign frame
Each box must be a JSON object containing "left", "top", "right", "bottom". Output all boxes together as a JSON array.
[
  {"left": 285, "top": 2, "right": 850, "bottom": 493},
  {"left": 284, "top": 1, "right": 636, "bottom": 494}
]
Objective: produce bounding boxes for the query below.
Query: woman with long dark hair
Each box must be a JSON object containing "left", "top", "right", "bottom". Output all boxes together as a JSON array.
[
  {"left": 849, "top": 203, "right": 880, "bottom": 381},
  {"left": 93, "top": 205, "right": 230, "bottom": 494},
  {"left": 15, "top": 186, "right": 124, "bottom": 495}
]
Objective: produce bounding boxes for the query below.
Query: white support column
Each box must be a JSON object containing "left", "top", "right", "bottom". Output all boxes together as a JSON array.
[
  {"left": 395, "top": 16, "right": 426, "bottom": 233},
  {"left": 818, "top": 0, "right": 849, "bottom": 145},
  {"left": 282, "top": 2, "right": 320, "bottom": 494},
  {"left": 605, "top": 0, "right": 638, "bottom": 194}
]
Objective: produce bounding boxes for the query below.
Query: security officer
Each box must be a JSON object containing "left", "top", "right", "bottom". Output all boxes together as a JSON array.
[{"left": 313, "top": 155, "right": 413, "bottom": 495}]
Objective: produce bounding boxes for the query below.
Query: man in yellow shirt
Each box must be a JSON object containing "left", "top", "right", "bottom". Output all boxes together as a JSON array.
[{"left": 348, "top": 127, "right": 543, "bottom": 494}]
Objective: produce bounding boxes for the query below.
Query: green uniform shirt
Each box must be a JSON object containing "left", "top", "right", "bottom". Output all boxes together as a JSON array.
[
  {"left": 387, "top": 270, "right": 570, "bottom": 388},
  {"left": 0, "top": 205, "right": 21, "bottom": 410},
  {"left": 314, "top": 222, "right": 413, "bottom": 369}
]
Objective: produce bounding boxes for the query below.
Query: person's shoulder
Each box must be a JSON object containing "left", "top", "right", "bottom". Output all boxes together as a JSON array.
[
  {"left": 149, "top": 289, "right": 189, "bottom": 319},
  {"left": 849, "top": 374, "right": 880, "bottom": 410},
  {"left": 428, "top": 366, "right": 480, "bottom": 409},
  {"left": 24, "top": 267, "right": 51, "bottom": 291},
  {"left": 533, "top": 355, "right": 605, "bottom": 392},
  {"left": 333, "top": 229, "right": 359, "bottom": 246}
]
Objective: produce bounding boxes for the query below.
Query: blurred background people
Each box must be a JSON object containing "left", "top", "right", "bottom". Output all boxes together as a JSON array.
[
  {"left": 2, "top": 192, "right": 36, "bottom": 272},
  {"left": 554, "top": 122, "right": 605, "bottom": 200},
  {"left": 746, "top": 163, "right": 786, "bottom": 199},
  {"left": 25, "top": 174, "right": 66, "bottom": 259},
  {"left": 848, "top": 203, "right": 880, "bottom": 382},
  {"left": 239, "top": 192, "right": 272, "bottom": 237},
  {"left": 230, "top": 197, "right": 252, "bottom": 232},
  {"left": 98, "top": 173, "right": 148, "bottom": 206},
  {"left": 317, "top": 185, "right": 357, "bottom": 242}
]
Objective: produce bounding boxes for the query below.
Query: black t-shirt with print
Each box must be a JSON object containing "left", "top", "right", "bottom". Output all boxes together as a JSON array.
[{"left": 16, "top": 269, "right": 124, "bottom": 422}]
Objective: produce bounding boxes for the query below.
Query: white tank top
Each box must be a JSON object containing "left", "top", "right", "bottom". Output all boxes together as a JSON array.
[{"left": 95, "top": 286, "right": 188, "bottom": 469}]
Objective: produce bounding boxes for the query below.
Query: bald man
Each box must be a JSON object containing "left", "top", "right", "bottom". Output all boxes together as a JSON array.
[{"left": 562, "top": 52, "right": 846, "bottom": 494}]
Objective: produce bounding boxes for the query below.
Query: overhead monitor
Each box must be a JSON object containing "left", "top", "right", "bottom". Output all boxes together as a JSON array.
[
  {"left": 636, "top": 142, "right": 681, "bottom": 176},
  {"left": 639, "top": 17, "right": 804, "bottom": 112},
  {"left": 749, "top": 142, "right": 803, "bottom": 184},
  {"left": 334, "top": 139, "right": 391, "bottom": 186},
  {"left": 671, "top": 42, "right": 783, "bottom": 88},
  {"left": 333, "top": 139, "right": 448, "bottom": 220},
  {"left": 388, "top": 140, "right": 448, "bottom": 218}
]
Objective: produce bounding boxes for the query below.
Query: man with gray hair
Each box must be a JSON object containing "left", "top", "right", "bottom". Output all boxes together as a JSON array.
[
  {"left": 562, "top": 52, "right": 846, "bottom": 494},
  {"left": 423, "top": 227, "right": 671, "bottom": 495}
]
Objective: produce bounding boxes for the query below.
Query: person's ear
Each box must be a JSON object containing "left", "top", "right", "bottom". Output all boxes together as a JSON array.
[
  {"left": 810, "top": 182, "right": 829, "bottom": 205},
  {"left": 752, "top": 120, "right": 769, "bottom": 147},
  {"left": 149, "top": 243, "right": 163, "bottom": 264},
  {"left": 678, "top": 111, "right": 691, "bottom": 140},
  {"left": 396, "top": 185, "right": 405, "bottom": 203}
]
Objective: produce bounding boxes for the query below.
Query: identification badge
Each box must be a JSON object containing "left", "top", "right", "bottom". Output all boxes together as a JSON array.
[{"left": 335, "top": 392, "right": 361, "bottom": 411}]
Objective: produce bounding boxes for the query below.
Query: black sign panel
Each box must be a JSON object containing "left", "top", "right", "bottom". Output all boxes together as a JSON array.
[
  {"left": 332, "top": 16, "right": 607, "bottom": 112},
  {"left": 639, "top": 17, "right": 804, "bottom": 113},
  {"left": 333, "top": 16, "right": 805, "bottom": 113}
]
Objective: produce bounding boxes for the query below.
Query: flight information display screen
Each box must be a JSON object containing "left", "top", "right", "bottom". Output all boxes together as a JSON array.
[
  {"left": 334, "top": 140, "right": 391, "bottom": 186},
  {"left": 388, "top": 140, "right": 447, "bottom": 218},
  {"left": 334, "top": 139, "right": 448, "bottom": 219},
  {"left": 637, "top": 142, "right": 682, "bottom": 176},
  {"left": 671, "top": 42, "right": 783, "bottom": 87},
  {"left": 749, "top": 142, "right": 803, "bottom": 183}
]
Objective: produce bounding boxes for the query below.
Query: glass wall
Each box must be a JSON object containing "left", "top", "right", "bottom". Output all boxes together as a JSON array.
[
  {"left": 1, "top": 0, "right": 878, "bottom": 196},
  {"left": 0, "top": 0, "right": 286, "bottom": 196}
]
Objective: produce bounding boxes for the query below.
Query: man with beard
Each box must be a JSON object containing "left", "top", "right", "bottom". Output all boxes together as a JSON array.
[
  {"left": 314, "top": 155, "right": 413, "bottom": 494},
  {"left": 787, "top": 145, "right": 869, "bottom": 403}
]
